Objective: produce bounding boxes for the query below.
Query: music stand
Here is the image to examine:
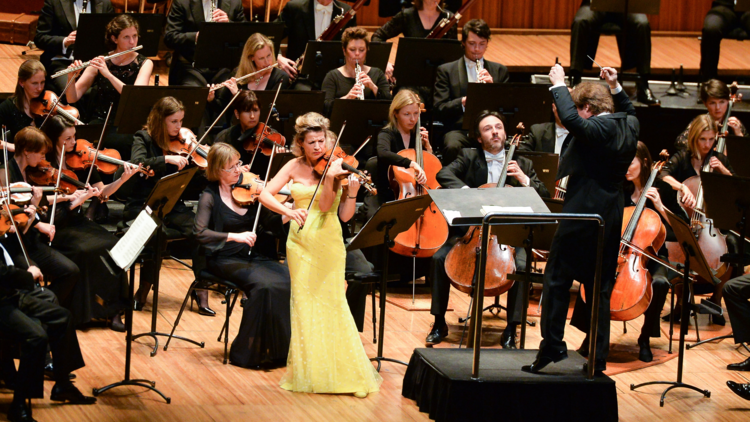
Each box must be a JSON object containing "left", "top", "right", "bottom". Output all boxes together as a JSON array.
[
  {"left": 253, "top": 90, "right": 325, "bottom": 143},
  {"left": 590, "top": 0, "right": 660, "bottom": 15},
  {"left": 93, "top": 209, "right": 170, "bottom": 403},
  {"left": 131, "top": 167, "right": 205, "bottom": 356},
  {"left": 193, "top": 22, "right": 284, "bottom": 69},
  {"left": 631, "top": 208, "right": 712, "bottom": 407},
  {"left": 725, "top": 136, "right": 750, "bottom": 178},
  {"left": 72, "top": 124, "right": 105, "bottom": 142},
  {"left": 516, "top": 151, "right": 560, "bottom": 195},
  {"left": 329, "top": 99, "right": 390, "bottom": 160},
  {"left": 298, "top": 41, "right": 392, "bottom": 87},
  {"left": 115, "top": 86, "right": 208, "bottom": 133},
  {"left": 462, "top": 83, "right": 553, "bottom": 136},
  {"left": 392, "top": 38, "right": 463, "bottom": 89},
  {"left": 347, "top": 194, "right": 435, "bottom": 371},
  {"left": 75, "top": 13, "right": 165, "bottom": 62}
]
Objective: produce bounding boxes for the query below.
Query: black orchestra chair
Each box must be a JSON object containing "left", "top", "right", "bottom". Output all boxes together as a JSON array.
[{"left": 164, "top": 269, "right": 241, "bottom": 364}]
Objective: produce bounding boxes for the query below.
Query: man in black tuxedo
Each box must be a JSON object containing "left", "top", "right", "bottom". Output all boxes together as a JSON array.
[
  {"left": 518, "top": 97, "right": 570, "bottom": 154},
  {"left": 522, "top": 65, "right": 637, "bottom": 375},
  {"left": 274, "top": 0, "right": 356, "bottom": 80},
  {"left": 569, "top": 0, "right": 660, "bottom": 106},
  {"left": 723, "top": 274, "right": 750, "bottom": 371},
  {"left": 424, "top": 110, "right": 549, "bottom": 347},
  {"left": 433, "top": 19, "right": 509, "bottom": 166},
  {"left": 35, "top": 0, "right": 115, "bottom": 95},
  {"left": 0, "top": 238, "right": 95, "bottom": 422},
  {"left": 164, "top": 0, "right": 246, "bottom": 87},
  {"left": 701, "top": 1, "right": 750, "bottom": 81}
]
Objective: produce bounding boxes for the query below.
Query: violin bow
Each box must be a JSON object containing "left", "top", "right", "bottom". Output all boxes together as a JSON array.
[
  {"left": 84, "top": 103, "right": 113, "bottom": 187},
  {"left": 39, "top": 71, "right": 79, "bottom": 129},
  {"left": 186, "top": 88, "right": 244, "bottom": 159},
  {"left": 47, "top": 132, "right": 69, "bottom": 246},
  {"left": 2, "top": 126, "right": 32, "bottom": 267},
  {"left": 248, "top": 83, "right": 283, "bottom": 171},
  {"left": 247, "top": 128, "right": 283, "bottom": 257},
  {"left": 298, "top": 121, "right": 346, "bottom": 233}
]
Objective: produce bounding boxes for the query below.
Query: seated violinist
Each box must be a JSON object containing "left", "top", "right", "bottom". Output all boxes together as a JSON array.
[
  {"left": 321, "top": 27, "right": 392, "bottom": 115},
  {"left": 213, "top": 90, "right": 270, "bottom": 173},
  {"left": 0, "top": 61, "right": 49, "bottom": 157},
  {"left": 194, "top": 142, "right": 291, "bottom": 368},
  {"left": 427, "top": 110, "right": 550, "bottom": 347}
]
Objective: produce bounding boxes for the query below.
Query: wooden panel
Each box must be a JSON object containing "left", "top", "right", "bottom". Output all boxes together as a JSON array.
[{"left": 0, "top": 1, "right": 44, "bottom": 15}]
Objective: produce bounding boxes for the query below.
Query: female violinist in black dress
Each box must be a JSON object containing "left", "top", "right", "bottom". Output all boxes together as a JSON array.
[
  {"left": 194, "top": 142, "right": 291, "bottom": 368},
  {"left": 0, "top": 61, "right": 47, "bottom": 159}
]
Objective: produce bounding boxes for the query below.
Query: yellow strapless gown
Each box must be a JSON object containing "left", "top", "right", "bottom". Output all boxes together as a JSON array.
[{"left": 280, "top": 183, "right": 382, "bottom": 395}]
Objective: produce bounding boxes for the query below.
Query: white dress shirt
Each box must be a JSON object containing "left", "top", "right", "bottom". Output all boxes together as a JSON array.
[
  {"left": 314, "top": 1, "right": 334, "bottom": 39},
  {"left": 554, "top": 123, "right": 569, "bottom": 155},
  {"left": 484, "top": 149, "right": 505, "bottom": 185},
  {"left": 465, "top": 56, "right": 484, "bottom": 84},
  {"left": 1, "top": 239, "right": 14, "bottom": 266}
]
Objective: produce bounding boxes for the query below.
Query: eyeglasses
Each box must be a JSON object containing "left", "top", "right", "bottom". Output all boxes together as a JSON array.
[{"left": 221, "top": 160, "right": 243, "bottom": 172}]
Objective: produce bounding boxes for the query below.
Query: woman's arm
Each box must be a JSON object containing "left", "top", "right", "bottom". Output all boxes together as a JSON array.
[
  {"left": 66, "top": 63, "right": 97, "bottom": 104},
  {"left": 134, "top": 59, "right": 154, "bottom": 86},
  {"left": 259, "top": 159, "right": 307, "bottom": 226},
  {"left": 99, "top": 163, "right": 139, "bottom": 198},
  {"left": 338, "top": 175, "right": 360, "bottom": 222}
]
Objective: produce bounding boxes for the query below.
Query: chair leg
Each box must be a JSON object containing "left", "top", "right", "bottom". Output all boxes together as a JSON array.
[
  {"left": 165, "top": 281, "right": 198, "bottom": 351},
  {"left": 221, "top": 289, "right": 239, "bottom": 365},
  {"left": 371, "top": 284, "right": 377, "bottom": 344},
  {"left": 623, "top": 321, "right": 627, "bottom": 334}
]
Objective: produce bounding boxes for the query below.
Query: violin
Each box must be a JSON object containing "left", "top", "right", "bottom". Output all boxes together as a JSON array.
[
  {"left": 29, "top": 90, "right": 83, "bottom": 125},
  {"left": 313, "top": 146, "right": 377, "bottom": 195},
  {"left": 27, "top": 160, "right": 87, "bottom": 193},
  {"left": 242, "top": 122, "right": 286, "bottom": 156},
  {"left": 0, "top": 203, "right": 30, "bottom": 236},
  {"left": 0, "top": 182, "right": 71, "bottom": 204},
  {"left": 167, "top": 128, "right": 210, "bottom": 168},
  {"left": 66, "top": 139, "right": 154, "bottom": 178},
  {"left": 232, "top": 172, "right": 292, "bottom": 206}
]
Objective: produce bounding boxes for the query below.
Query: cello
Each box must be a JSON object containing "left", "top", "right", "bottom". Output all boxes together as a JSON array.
[{"left": 388, "top": 104, "right": 448, "bottom": 258}]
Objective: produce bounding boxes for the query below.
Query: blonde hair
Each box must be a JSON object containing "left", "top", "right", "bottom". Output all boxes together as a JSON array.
[
  {"left": 686, "top": 114, "right": 718, "bottom": 161},
  {"left": 236, "top": 33, "right": 276, "bottom": 79},
  {"left": 14, "top": 60, "right": 46, "bottom": 111},
  {"left": 386, "top": 89, "right": 421, "bottom": 130},
  {"left": 292, "top": 112, "right": 334, "bottom": 157},
  {"left": 145, "top": 96, "right": 185, "bottom": 150},
  {"left": 206, "top": 142, "right": 240, "bottom": 182}
]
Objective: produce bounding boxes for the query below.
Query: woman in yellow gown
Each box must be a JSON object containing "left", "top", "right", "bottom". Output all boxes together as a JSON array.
[{"left": 259, "top": 113, "right": 382, "bottom": 398}]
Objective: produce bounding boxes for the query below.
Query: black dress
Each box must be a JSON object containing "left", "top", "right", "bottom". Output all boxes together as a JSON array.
[
  {"left": 90, "top": 53, "right": 148, "bottom": 122},
  {"left": 194, "top": 182, "right": 291, "bottom": 367},
  {"left": 371, "top": 7, "right": 457, "bottom": 41},
  {"left": 210, "top": 67, "right": 290, "bottom": 128},
  {"left": 321, "top": 67, "right": 391, "bottom": 115},
  {"left": 0, "top": 98, "right": 43, "bottom": 163},
  {"left": 375, "top": 126, "right": 414, "bottom": 203}
]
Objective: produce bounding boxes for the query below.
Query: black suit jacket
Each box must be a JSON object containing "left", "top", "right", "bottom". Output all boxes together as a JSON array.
[
  {"left": 35, "top": 0, "right": 115, "bottom": 66},
  {"left": 0, "top": 259, "right": 35, "bottom": 301},
  {"left": 436, "top": 148, "right": 550, "bottom": 198},
  {"left": 433, "top": 56, "right": 510, "bottom": 131},
  {"left": 275, "top": 0, "right": 355, "bottom": 62},
  {"left": 164, "top": 0, "right": 246, "bottom": 65},
  {"left": 518, "top": 121, "right": 556, "bottom": 153}
]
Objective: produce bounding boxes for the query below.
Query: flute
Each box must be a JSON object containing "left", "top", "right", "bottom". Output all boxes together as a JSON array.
[
  {"left": 209, "top": 63, "right": 280, "bottom": 92},
  {"left": 51, "top": 45, "right": 144, "bottom": 78}
]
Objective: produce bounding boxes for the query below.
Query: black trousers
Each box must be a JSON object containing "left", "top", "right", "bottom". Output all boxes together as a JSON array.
[
  {"left": 0, "top": 289, "right": 85, "bottom": 399},
  {"left": 441, "top": 130, "right": 472, "bottom": 167},
  {"left": 700, "top": 6, "right": 750, "bottom": 81},
  {"left": 25, "top": 231, "right": 80, "bottom": 309},
  {"left": 724, "top": 273, "right": 750, "bottom": 344},
  {"left": 570, "top": 3, "right": 652, "bottom": 76},
  {"left": 345, "top": 249, "right": 374, "bottom": 332}
]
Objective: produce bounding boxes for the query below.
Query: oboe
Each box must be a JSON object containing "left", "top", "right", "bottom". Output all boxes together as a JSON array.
[
  {"left": 209, "top": 0, "right": 216, "bottom": 21},
  {"left": 476, "top": 59, "right": 486, "bottom": 83},
  {"left": 355, "top": 60, "right": 365, "bottom": 100}
]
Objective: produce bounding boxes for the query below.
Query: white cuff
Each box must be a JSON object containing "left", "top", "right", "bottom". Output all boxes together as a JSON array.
[
  {"left": 610, "top": 84, "right": 622, "bottom": 95},
  {"left": 461, "top": 185, "right": 470, "bottom": 189},
  {"left": 549, "top": 82, "right": 566, "bottom": 91},
  {"left": 61, "top": 43, "right": 68, "bottom": 55}
]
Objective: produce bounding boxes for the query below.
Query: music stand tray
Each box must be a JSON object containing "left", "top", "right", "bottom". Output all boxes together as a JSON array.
[
  {"left": 75, "top": 13, "right": 165, "bottom": 62},
  {"left": 590, "top": 0, "right": 661, "bottom": 15},
  {"left": 193, "top": 22, "right": 284, "bottom": 69},
  {"left": 253, "top": 90, "right": 325, "bottom": 143},
  {"left": 329, "top": 99, "right": 390, "bottom": 160},
  {"left": 462, "top": 83, "right": 554, "bottom": 135},
  {"left": 392, "top": 38, "right": 463, "bottom": 88},
  {"left": 115, "top": 86, "right": 208, "bottom": 133},
  {"left": 298, "top": 41, "right": 392, "bottom": 87}
]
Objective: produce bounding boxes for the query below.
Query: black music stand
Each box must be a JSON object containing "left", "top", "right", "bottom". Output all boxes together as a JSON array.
[
  {"left": 115, "top": 86, "right": 208, "bottom": 133},
  {"left": 725, "top": 136, "right": 750, "bottom": 178},
  {"left": 131, "top": 167, "right": 204, "bottom": 356},
  {"left": 298, "top": 41, "right": 392, "bottom": 87},
  {"left": 267, "top": 152, "right": 296, "bottom": 179},
  {"left": 347, "top": 194, "right": 435, "bottom": 371},
  {"left": 75, "top": 13, "right": 165, "bottom": 62},
  {"left": 462, "top": 83, "right": 553, "bottom": 136},
  {"left": 329, "top": 99, "right": 390, "bottom": 160},
  {"left": 193, "top": 22, "right": 284, "bottom": 69},
  {"left": 392, "top": 38, "right": 463, "bottom": 89},
  {"left": 93, "top": 209, "right": 169, "bottom": 403},
  {"left": 631, "top": 208, "right": 712, "bottom": 407},
  {"left": 516, "top": 151, "right": 560, "bottom": 195},
  {"left": 253, "top": 90, "right": 325, "bottom": 143}
]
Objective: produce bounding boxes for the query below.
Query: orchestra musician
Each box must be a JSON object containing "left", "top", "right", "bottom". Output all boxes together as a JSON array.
[
  {"left": 674, "top": 79, "right": 747, "bottom": 151},
  {"left": 569, "top": 0, "right": 660, "bottom": 106},
  {"left": 523, "top": 65, "right": 638, "bottom": 375},
  {"left": 724, "top": 273, "right": 750, "bottom": 372},
  {"left": 427, "top": 110, "right": 550, "bottom": 347},
  {"left": 517, "top": 92, "right": 570, "bottom": 154},
  {"left": 700, "top": 0, "right": 750, "bottom": 81},
  {"left": 35, "top": 0, "right": 115, "bottom": 95},
  {"left": 194, "top": 142, "right": 291, "bottom": 368},
  {"left": 0, "top": 61, "right": 48, "bottom": 157},
  {"left": 321, "top": 27, "right": 392, "bottom": 115},
  {"left": 274, "top": 0, "right": 356, "bottom": 80},
  {"left": 258, "top": 112, "right": 382, "bottom": 398},
  {"left": 433, "top": 19, "right": 509, "bottom": 166}
]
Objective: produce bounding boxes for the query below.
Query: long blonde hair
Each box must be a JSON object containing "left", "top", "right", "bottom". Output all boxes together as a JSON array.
[
  {"left": 14, "top": 60, "right": 46, "bottom": 111},
  {"left": 386, "top": 89, "right": 421, "bottom": 130},
  {"left": 146, "top": 96, "right": 185, "bottom": 150},
  {"left": 292, "top": 112, "right": 335, "bottom": 157},
  {"left": 686, "top": 114, "right": 718, "bottom": 161},
  {"left": 236, "top": 33, "right": 276, "bottom": 79}
]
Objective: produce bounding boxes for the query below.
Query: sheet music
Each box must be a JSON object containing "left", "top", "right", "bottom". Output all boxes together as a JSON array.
[
  {"left": 109, "top": 208, "right": 158, "bottom": 270},
  {"left": 443, "top": 210, "right": 462, "bottom": 225}
]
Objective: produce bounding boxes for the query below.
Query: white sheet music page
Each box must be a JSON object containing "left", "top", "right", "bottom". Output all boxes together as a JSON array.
[{"left": 110, "top": 208, "right": 158, "bottom": 269}]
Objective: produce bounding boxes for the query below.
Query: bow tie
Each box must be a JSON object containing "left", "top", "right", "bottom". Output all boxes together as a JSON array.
[
  {"left": 485, "top": 152, "right": 504, "bottom": 163},
  {"left": 316, "top": 3, "right": 332, "bottom": 12}
]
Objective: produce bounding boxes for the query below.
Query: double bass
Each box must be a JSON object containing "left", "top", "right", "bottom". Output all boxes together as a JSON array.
[{"left": 388, "top": 104, "right": 448, "bottom": 258}]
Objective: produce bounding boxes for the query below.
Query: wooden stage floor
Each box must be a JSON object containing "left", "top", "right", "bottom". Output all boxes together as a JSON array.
[{"left": 1, "top": 260, "right": 748, "bottom": 421}]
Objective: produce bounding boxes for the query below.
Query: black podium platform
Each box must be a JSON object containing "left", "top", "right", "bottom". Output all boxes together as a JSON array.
[{"left": 402, "top": 348, "right": 618, "bottom": 422}]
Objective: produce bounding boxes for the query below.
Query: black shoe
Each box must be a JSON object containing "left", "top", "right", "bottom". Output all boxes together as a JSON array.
[
  {"left": 425, "top": 323, "right": 448, "bottom": 346},
  {"left": 727, "top": 356, "right": 750, "bottom": 371},
  {"left": 638, "top": 337, "right": 653, "bottom": 363},
  {"left": 133, "top": 282, "right": 151, "bottom": 311},
  {"left": 582, "top": 361, "right": 607, "bottom": 376},
  {"left": 110, "top": 312, "right": 126, "bottom": 332},
  {"left": 44, "top": 363, "right": 75, "bottom": 380},
  {"left": 711, "top": 314, "right": 726, "bottom": 326},
  {"left": 727, "top": 380, "right": 750, "bottom": 401},
  {"left": 191, "top": 290, "right": 216, "bottom": 317},
  {"left": 500, "top": 327, "right": 517, "bottom": 349},
  {"left": 50, "top": 382, "right": 97, "bottom": 405},
  {"left": 8, "top": 400, "right": 35, "bottom": 422},
  {"left": 637, "top": 87, "right": 661, "bottom": 106},
  {"left": 576, "top": 336, "right": 589, "bottom": 358},
  {"left": 521, "top": 349, "right": 568, "bottom": 373}
]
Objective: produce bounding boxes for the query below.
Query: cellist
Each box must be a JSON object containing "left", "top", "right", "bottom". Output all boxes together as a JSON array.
[{"left": 428, "top": 110, "right": 549, "bottom": 347}]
